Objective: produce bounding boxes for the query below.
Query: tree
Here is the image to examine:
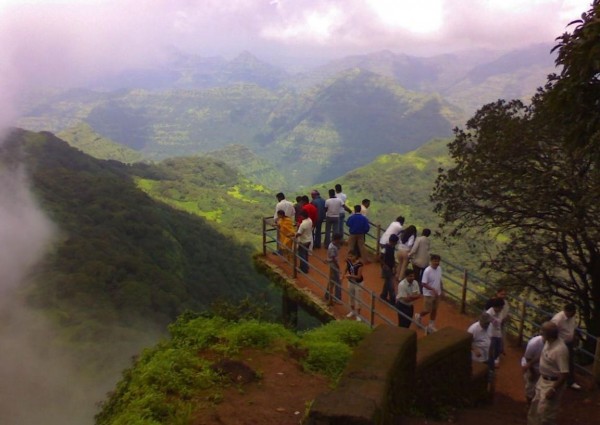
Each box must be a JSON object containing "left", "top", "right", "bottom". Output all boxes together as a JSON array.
[{"left": 432, "top": 1, "right": 600, "bottom": 337}]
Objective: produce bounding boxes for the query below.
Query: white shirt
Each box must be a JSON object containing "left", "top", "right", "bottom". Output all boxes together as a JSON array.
[
  {"left": 551, "top": 311, "right": 577, "bottom": 343},
  {"left": 396, "top": 278, "right": 420, "bottom": 305},
  {"left": 539, "top": 338, "right": 569, "bottom": 378},
  {"left": 360, "top": 205, "right": 368, "bottom": 216},
  {"left": 274, "top": 199, "right": 295, "bottom": 220},
  {"left": 521, "top": 335, "right": 544, "bottom": 372},
  {"left": 409, "top": 236, "right": 430, "bottom": 268},
  {"left": 324, "top": 197, "right": 343, "bottom": 217},
  {"left": 468, "top": 321, "right": 491, "bottom": 362},
  {"left": 421, "top": 265, "right": 442, "bottom": 296},
  {"left": 296, "top": 218, "right": 313, "bottom": 244},
  {"left": 380, "top": 221, "right": 403, "bottom": 245},
  {"left": 397, "top": 234, "right": 415, "bottom": 251},
  {"left": 335, "top": 192, "right": 347, "bottom": 207},
  {"left": 486, "top": 307, "right": 504, "bottom": 338}
]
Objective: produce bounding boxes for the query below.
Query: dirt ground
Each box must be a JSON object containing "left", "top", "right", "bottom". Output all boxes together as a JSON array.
[{"left": 189, "top": 345, "right": 600, "bottom": 425}]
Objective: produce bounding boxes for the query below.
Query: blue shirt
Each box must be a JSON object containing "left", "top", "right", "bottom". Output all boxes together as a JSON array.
[{"left": 346, "top": 213, "right": 370, "bottom": 235}]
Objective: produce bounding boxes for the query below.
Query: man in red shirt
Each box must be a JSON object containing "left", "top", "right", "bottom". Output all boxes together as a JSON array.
[{"left": 300, "top": 195, "right": 318, "bottom": 226}]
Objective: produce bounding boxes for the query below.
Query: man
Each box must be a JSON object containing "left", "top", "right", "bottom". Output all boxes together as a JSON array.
[
  {"left": 327, "top": 233, "right": 344, "bottom": 304},
  {"left": 360, "top": 199, "right": 370, "bottom": 216},
  {"left": 380, "top": 234, "right": 398, "bottom": 304},
  {"left": 485, "top": 287, "right": 510, "bottom": 362},
  {"left": 486, "top": 297, "right": 506, "bottom": 367},
  {"left": 379, "top": 216, "right": 405, "bottom": 250},
  {"left": 310, "top": 190, "right": 326, "bottom": 248},
  {"left": 527, "top": 322, "right": 569, "bottom": 425},
  {"left": 324, "top": 189, "right": 343, "bottom": 247},
  {"left": 346, "top": 205, "right": 371, "bottom": 263},
  {"left": 300, "top": 195, "right": 318, "bottom": 227},
  {"left": 415, "top": 254, "right": 443, "bottom": 333},
  {"left": 293, "top": 195, "right": 303, "bottom": 221},
  {"left": 274, "top": 192, "right": 295, "bottom": 221},
  {"left": 408, "top": 228, "right": 431, "bottom": 283},
  {"left": 551, "top": 304, "right": 581, "bottom": 390},
  {"left": 294, "top": 210, "right": 313, "bottom": 274},
  {"left": 467, "top": 312, "right": 492, "bottom": 364},
  {"left": 335, "top": 184, "right": 352, "bottom": 236},
  {"left": 396, "top": 269, "right": 421, "bottom": 328},
  {"left": 522, "top": 331, "right": 544, "bottom": 405}
]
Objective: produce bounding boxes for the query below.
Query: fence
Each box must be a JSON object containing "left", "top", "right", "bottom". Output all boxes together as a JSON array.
[{"left": 262, "top": 216, "right": 600, "bottom": 383}]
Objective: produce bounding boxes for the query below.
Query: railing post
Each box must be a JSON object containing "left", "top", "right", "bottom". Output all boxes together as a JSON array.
[
  {"left": 460, "top": 269, "right": 468, "bottom": 314},
  {"left": 292, "top": 239, "right": 298, "bottom": 278},
  {"left": 592, "top": 337, "right": 600, "bottom": 384},
  {"left": 370, "top": 292, "right": 376, "bottom": 327},
  {"left": 517, "top": 299, "right": 528, "bottom": 347},
  {"left": 262, "top": 218, "right": 267, "bottom": 256}
]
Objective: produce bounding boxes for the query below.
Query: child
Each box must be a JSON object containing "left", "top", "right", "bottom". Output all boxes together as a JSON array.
[{"left": 345, "top": 252, "right": 364, "bottom": 320}]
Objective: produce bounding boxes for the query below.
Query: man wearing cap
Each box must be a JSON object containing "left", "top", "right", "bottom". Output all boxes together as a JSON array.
[
  {"left": 468, "top": 313, "right": 492, "bottom": 363},
  {"left": 527, "top": 321, "right": 569, "bottom": 425},
  {"left": 310, "top": 190, "right": 326, "bottom": 248}
]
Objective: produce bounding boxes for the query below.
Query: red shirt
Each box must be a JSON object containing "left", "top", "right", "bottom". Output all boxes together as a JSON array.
[{"left": 299, "top": 203, "right": 318, "bottom": 226}]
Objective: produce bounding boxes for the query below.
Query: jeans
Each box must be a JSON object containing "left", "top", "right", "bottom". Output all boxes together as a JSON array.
[
  {"left": 338, "top": 212, "right": 345, "bottom": 236},
  {"left": 324, "top": 216, "right": 339, "bottom": 247},
  {"left": 380, "top": 267, "right": 395, "bottom": 304},
  {"left": 298, "top": 242, "right": 310, "bottom": 273},
  {"left": 313, "top": 219, "right": 324, "bottom": 248},
  {"left": 490, "top": 336, "right": 503, "bottom": 361},
  {"left": 326, "top": 266, "right": 341, "bottom": 301},
  {"left": 396, "top": 302, "right": 414, "bottom": 328}
]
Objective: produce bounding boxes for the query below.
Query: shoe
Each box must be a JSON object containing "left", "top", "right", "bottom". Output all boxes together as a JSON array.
[
  {"left": 570, "top": 382, "right": 582, "bottom": 390},
  {"left": 414, "top": 313, "right": 422, "bottom": 326},
  {"left": 494, "top": 359, "right": 500, "bottom": 368},
  {"left": 356, "top": 315, "right": 362, "bottom": 322},
  {"left": 346, "top": 311, "right": 356, "bottom": 318},
  {"left": 427, "top": 324, "right": 437, "bottom": 333},
  {"left": 334, "top": 299, "right": 343, "bottom": 305}
]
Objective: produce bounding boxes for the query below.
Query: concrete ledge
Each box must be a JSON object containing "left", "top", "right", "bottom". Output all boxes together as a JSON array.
[{"left": 307, "top": 325, "right": 417, "bottom": 425}]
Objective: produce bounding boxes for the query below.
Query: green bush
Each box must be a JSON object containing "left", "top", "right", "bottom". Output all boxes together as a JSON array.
[
  {"left": 301, "top": 341, "right": 353, "bottom": 379},
  {"left": 220, "top": 320, "right": 297, "bottom": 352},
  {"left": 302, "top": 320, "right": 371, "bottom": 347}
]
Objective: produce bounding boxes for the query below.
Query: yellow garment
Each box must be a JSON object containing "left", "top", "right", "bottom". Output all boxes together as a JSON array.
[{"left": 277, "top": 216, "right": 295, "bottom": 258}]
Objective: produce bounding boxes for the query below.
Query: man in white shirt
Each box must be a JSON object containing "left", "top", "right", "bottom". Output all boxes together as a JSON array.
[
  {"left": 334, "top": 184, "right": 352, "bottom": 235},
  {"left": 379, "top": 216, "right": 404, "bottom": 249},
  {"left": 551, "top": 304, "right": 580, "bottom": 390},
  {"left": 408, "top": 228, "right": 431, "bottom": 283},
  {"left": 274, "top": 192, "right": 295, "bottom": 220},
  {"left": 295, "top": 210, "right": 313, "bottom": 274},
  {"left": 414, "top": 254, "right": 443, "bottom": 333},
  {"left": 395, "top": 269, "right": 421, "bottom": 328},
  {"left": 486, "top": 298, "right": 506, "bottom": 367},
  {"left": 324, "top": 189, "right": 343, "bottom": 247},
  {"left": 522, "top": 333, "right": 544, "bottom": 404},
  {"left": 468, "top": 313, "right": 492, "bottom": 363},
  {"left": 527, "top": 322, "right": 569, "bottom": 425}
]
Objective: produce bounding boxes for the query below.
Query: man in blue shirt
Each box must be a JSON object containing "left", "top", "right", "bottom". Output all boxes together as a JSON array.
[
  {"left": 310, "top": 190, "right": 326, "bottom": 248},
  {"left": 346, "top": 205, "right": 371, "bottom": 263}
]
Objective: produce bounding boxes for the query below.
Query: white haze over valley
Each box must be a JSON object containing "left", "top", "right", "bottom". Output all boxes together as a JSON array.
[{"left": 0, "top": 0, "right": 593, "bottom": 423}]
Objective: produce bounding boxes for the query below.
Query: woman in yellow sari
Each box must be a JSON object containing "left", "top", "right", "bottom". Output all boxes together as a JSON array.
[{"left": 276, "top": 210, "right": 295, "bottom": 261}]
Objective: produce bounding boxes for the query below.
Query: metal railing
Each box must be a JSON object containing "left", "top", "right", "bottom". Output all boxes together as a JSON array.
[{"left": 262, "top": 216, "right": 600, "bottom": 382}]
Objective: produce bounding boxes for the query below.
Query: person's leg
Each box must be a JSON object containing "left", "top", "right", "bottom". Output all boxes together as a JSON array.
[
  {"left": 357, "top": 235, "right": 370, "bottom": 262},
  {"left": 566, "top": 341, "right": 576, "bottom": 385},
  {"left": 324, "top": 218, "right": 333, "bottom": 247},
  {"left": 298, "top": 243, "right": 309, "bottom": 273},
  {"left": 380, "top": 267, "right": 392, "bottom": 302},
  {"left": 313, "top": 219, "right": 323, "bottom": 248},
  {"left": 396, "top": 302, "right": 413, "bottom": 328},
  {"left": 347, "top": 235, "right": 358, "bottom": 257},
  {"left": 338, "top": 212, "right": 345, "bottom": 236},
  {"left": 333, "top": 268, "right": 342, "bottom": 301}
]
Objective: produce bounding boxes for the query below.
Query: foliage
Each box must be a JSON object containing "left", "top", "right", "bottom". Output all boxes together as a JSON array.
[{"left": 96, "top": 315, "right": 370, "bottom": 424}]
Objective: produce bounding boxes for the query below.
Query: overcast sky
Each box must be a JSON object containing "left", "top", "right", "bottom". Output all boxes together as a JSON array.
[{"left": 0, "top": 0, "right": 592, "bottom": 122}]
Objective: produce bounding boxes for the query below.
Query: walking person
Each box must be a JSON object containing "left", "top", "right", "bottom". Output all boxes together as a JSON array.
[
  {"left": 486, "top": 297, "right": 506, "bottom": 367},
  {"left": 345, "top": 252, "right": 364, "bottom": 320},
  {"left": 414, "top": 254, "right": 443, "bottom": 333},
  {"left": 551, "top": 303, "right": 581, "bottom": 390},
  {"left": 527, "top": 322, "right": 569, "bottom": 425},
  {"left": 409, "top": 228, "right": 431, "bottom": 283},
  {"left": 396, "top": 269, "right": 421, "bottom": 328}
]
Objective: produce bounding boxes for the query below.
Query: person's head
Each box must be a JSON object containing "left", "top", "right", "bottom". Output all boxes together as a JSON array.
[
  {"left": 389, "top": 234, "right": 399, "bottom": 246},
  {"left": 295, "top": 195, "right": 302, "bottom": 203},
  {"left": 564, "top": 303, "right": 577, "bottom": 318},
  {"left": 332, "top": 233, "right": 343, "bottom": 245},
  {"left": 362, "top": 199, "right": 370, "bottom": 208},
  {"left": 479, "top": 312, "right": 492, "bottom": 329},
  {"left": 430, "top": 254, "right": 441, "bottom": 268},
  {"left": 541, "top": 321, "right": 559, "bottom": 342},
  {"left": 299, "top": 210, "right": 308, "bottom": 219},
  {"left": 347, "top": 251, "right": 359, "bottom": 262},
  {"left": 277, "top": 209, "right": 286, "bottom": 218},
  {"left": 301, "top": 195, "right": 310, "bottom": 204},
  {"left": 422, "top": 228, "right": 431, "bottom": 237},
  {"left": 335, "top": 184, "right": 342, "bottom": 193},
  {"left": 495, "top": 287, "right": 507, "bottom": 299},
  {"left": 311, "top": 190, "right": 320, "bottom": 199},
  {"left": 328, "top": 188, "right": 336, "bottom": 198},
  {"left": 401, "top": 225, "right": 417, "bottom": 243},
  {"left": 396, "top": 216, "right": 405, "bottom": 225},
  {"left": 276, "top": 192, "right": 285, "bottom": 201},
  {"left": 353, "top": 205, "right": 361, "bottom": 213},
  {"left": 405, "top": 269, "right": 416, "bottom": 282},
  {"left": 490, "top": 297, "right": 505, "bottom": 313}
]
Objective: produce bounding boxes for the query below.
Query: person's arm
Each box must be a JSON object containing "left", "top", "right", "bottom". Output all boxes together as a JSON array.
[{"left": 408, "top": 237, "right": 420, "bottom": 258}]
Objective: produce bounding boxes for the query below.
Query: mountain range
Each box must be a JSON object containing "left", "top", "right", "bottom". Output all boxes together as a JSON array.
[{"left": 14, "top": 44, "right": 556, "bottom": 188}]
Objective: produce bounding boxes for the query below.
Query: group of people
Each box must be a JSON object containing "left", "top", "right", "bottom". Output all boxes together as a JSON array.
[{"left": 468, "top": 297, "right": 582, "bottom": 425}]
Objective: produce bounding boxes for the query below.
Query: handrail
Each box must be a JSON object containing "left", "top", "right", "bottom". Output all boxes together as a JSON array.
[{"left": 261, "top": 216, "right": 599, "bottom": 381}]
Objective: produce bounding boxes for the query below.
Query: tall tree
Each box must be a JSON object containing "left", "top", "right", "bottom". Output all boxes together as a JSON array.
[{"left": 432, "top": 1, "right": 600, "bottom": 336}]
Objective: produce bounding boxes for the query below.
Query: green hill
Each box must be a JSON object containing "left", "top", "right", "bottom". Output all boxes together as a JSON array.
[{"left": 1, "top": 129, "right": 273, "bottom": 363}]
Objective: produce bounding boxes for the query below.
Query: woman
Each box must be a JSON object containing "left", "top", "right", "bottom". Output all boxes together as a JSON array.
[
  {"left": 395, "top": 225, "right": 416, "bottom": 281},
  {"left": 345, "top": 252, "right": 364, "bottom": 320},
  {"left": 275, "top": 209, "right": 295, "bottom": 261}
]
